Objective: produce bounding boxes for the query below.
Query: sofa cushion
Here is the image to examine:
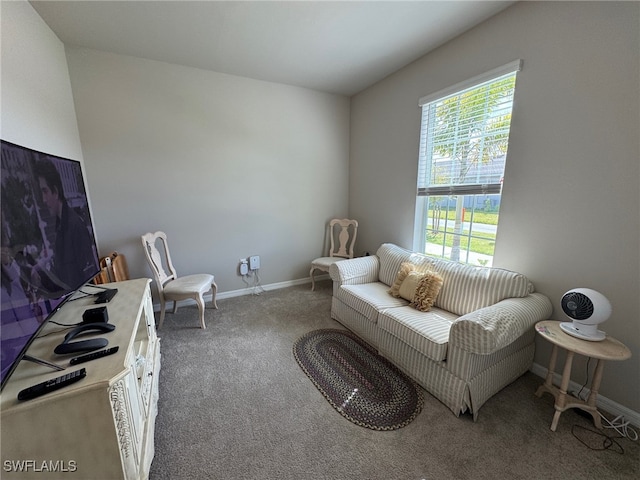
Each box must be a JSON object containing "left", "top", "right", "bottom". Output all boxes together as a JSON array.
[
  {"left": 378, "top": 306, "right": 459, "bottom": 362},
  {"left": 337, "top": 283, "right": 408, "bottom": 325},
  {"left": 429, "top": 260, "right": 534, "bottom": 316},
  {"left": 377, "top": 243, "right": 436, "bottom": 287},
  {"left": 377, "top": 243, "right": 533, "bottom": 316}
]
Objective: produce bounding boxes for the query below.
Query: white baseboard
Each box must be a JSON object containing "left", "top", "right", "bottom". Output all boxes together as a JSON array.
[
  {"left": 213, "top": 276, "right": 322, "bottom": 300},
  {"left": 530, "top": 362, "right": 640, "bottom": 428},
  {"left": 152, "top": 275, "right": 326, "bottom": 307}
]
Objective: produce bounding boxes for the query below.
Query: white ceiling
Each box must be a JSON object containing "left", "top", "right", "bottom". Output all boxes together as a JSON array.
[{"left": 30, "top": 1, "right": 514, "bottom": 96}]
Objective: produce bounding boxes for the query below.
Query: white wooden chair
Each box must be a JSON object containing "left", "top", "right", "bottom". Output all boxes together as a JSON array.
[
  {"left": 309, "top": 218, "right": 358, "bottom": 291},
  {"left": 141, "top": 231, "right": 217, "bottom": 329}
]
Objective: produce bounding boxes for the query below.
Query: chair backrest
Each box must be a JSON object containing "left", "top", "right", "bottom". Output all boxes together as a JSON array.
[
  {"left": 141, "top": 231, "right": 177, "bottom": 289},
  {"left": 328, "top": 218, "right": 358, "bottom": 259}
]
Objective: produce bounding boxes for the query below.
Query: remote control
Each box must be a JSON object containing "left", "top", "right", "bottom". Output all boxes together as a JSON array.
[
  {"left": 70, "top": 346, "right": 119, "bottom": 365},
  {"left": 17, "top": 368, "right": 87, "bottom": 401}
]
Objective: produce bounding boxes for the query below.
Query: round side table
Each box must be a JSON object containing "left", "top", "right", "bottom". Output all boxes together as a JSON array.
[{"left": 534, "top": 320, "right": 631, "bottom": 432}]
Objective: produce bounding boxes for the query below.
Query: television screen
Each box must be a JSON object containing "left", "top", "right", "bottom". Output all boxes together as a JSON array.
[{"left": 1, "top": 140, "right": 100, "bottom": 389}]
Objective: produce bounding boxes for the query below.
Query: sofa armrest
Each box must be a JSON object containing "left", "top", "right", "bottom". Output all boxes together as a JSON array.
[
  {"left": 449, "top": 293, "right": 552, "bottom": 354},
  {"left": 329, "top": 256, "right": 380, "bottom": 286}
]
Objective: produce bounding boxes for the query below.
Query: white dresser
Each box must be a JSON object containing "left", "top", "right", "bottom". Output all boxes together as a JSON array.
[{"left": 1, "top": 278, "right": 161, "bottom": 480}]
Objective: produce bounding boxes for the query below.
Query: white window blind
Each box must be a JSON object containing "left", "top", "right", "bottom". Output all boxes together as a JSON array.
[{"left": 417, "top": 60, "right": 522, "bottom": 197}]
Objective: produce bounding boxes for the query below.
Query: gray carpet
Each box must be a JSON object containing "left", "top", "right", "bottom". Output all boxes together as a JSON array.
[{"left": 149, "top": 280, "right": 639, "bottom": 480}]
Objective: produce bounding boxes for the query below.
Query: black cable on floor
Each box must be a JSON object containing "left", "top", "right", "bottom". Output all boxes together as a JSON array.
[{"left": 571, "top": 424, "right": 624, "bottom": 454}]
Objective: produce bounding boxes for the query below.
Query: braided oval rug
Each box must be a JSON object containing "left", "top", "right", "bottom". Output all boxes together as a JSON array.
[{"left": 293, "top": 329, "right": 424, "bottom": 430}]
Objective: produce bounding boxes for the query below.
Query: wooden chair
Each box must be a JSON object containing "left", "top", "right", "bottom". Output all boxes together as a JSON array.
[
  {"left": 309, "top": 218, "right": 358, "bottom": 291},
  {"left": 141, "top": 231, "right": 217, "bottom": 329}
]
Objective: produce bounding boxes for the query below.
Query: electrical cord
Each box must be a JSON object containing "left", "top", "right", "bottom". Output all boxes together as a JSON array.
[
  {"left": 69, "top": 292, "right": 93, "bottom": 302},
  {"left": 70, "top": 283, "right": 112, "bottom": 301},
  {"left": 241, "top": 270, "right": 266, "bottom": 295},
  {"left": 571, "top": 424, "right": 624, "bottom": 453},
  {"left": 37, "top": 322, "right": 81, "bottom": 337},
  {"left": 49, "top": 320, "right": 82, "bottom": 327},
  {"left": 575, "top": 357, "right": 592, "bottom": 400},
  {"left": 600, "top": 413, "right": 639, "bottom": 441},
  {"left": 569, "top": 402, "right": 638, "bottom": 453},
  {"left": 568, "top": 357, "right": 638, "bottom": 443},
  {"left": 253, "top": 270, "right": 266, "bottom": 295}
]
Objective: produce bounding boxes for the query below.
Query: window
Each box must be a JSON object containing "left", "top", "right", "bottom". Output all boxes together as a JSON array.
[{"left": 413, "top": 60, "right": 522, "bottom": 266}]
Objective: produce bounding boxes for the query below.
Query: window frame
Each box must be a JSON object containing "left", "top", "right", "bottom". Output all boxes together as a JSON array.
[{"left": 413, "top": 60, "right": 522, "bottom": 264}]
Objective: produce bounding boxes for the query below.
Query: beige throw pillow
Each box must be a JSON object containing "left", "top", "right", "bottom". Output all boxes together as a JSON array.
[
  {"left": 398, "top": 271, "right": 424, "bottom": 301},
  {"left": 389, "top": 262, "right": 444, "bottom": 312},
  {"left": 388, "top": 262, "right": 416, "bottom": 298},
  {"left": 411, "top": 271, "right": 444, "bottom": 312}
]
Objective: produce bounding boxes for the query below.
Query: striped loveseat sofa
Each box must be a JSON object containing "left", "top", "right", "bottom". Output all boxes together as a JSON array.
[{"left": 329, "top": 243, "right": 552, "bottom": 420}]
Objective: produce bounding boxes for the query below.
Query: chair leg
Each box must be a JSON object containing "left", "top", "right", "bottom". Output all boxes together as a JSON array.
[
  {"left": 211, "top": 281, "right": 218, "bottom": 309},
  {"left": 196, "top": 294, "right": 206, "bottom": 329},
  {"left": 158, "top": 299, "right": 167, "bottom": 329},
  {"left": 310, "top": 267, "right": 316, "bottom": 291},
  {"left": 172, "top": 300, "right": 178, "bottom": 314}
]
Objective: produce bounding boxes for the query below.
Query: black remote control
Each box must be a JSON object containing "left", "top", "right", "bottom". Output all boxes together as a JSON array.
[
  {"left": 17, "top": 368, "right": 87, "bottom": 401},
  {"left": 70, "top": 346, "right": 119, "bottom": 365}
]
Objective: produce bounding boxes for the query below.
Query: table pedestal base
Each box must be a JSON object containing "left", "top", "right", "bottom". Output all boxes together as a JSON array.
[{"left": 535, "top": 344, "right": 604, "bottom": 431}]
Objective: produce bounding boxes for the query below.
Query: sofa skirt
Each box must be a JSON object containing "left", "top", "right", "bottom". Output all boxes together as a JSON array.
[
  {"left": 377, "top": 328, "right": 469, "bottom": 416},
  {"left": 465, "top": 342, "right": 535, "bottom": 417},
  {"left": 378, "top": 327, "right": 535, "bottom": 420}
]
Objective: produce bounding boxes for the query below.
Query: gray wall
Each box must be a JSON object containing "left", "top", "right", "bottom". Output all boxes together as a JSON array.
[
  {"left": 2, "top": 1, "right": 350, "bottom": 298},
  {"left": 0, "top": 1, "right": 83, "bottom": 165},
  {"left": 64, "top": 48, "right": 350, "bottom": 293},
  {"left": 350, "top": 1, "right": 639, "bottom": 412}
]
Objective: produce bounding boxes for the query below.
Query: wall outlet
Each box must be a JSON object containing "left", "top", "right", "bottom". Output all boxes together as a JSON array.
[
  {"left": 249, "top": 255, "right": 260, "bottom": 271},
  {"left": 239, "top": 259, "right": 249, "bottom": 276}
]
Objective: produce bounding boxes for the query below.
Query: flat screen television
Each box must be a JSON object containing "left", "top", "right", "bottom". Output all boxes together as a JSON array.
[{"left": 1, "top": 140, "right": 100, "bottom": 390}]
